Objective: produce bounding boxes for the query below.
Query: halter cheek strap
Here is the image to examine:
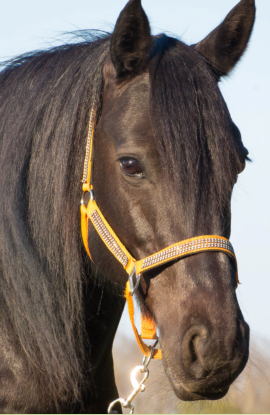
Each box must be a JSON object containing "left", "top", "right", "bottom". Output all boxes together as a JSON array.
[{"left": 80, "top": 105, "right": 239, "bottom": 359}]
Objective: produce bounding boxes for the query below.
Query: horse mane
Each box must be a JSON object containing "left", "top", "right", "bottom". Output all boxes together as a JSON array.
[
  {"left": 0, "top": 33, "right": 109, "bottom": 406},
  {"left": 149, "top": 35, "right": 249, "bottom": 232}
]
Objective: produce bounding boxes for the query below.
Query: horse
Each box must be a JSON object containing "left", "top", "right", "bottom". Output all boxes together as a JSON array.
[{"left": 0, "top": 0, "right": 255, "bottom": 413}]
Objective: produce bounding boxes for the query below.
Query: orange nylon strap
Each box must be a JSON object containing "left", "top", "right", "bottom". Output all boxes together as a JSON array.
[
  {"left": 125, "top": 281, "right": 162, "bottom": 359},
  {"left": 81, "top": 199, "right": 136, "bottom": 275},
  {"left": 80, "top": 104, "right": 239, "bottom": 360},
  {"left": 81, "top": 208, "right": 92, "bottom": 261},
  {"left": 82, "top": 105, "right": 96, "bottom": 193},
  {"left": 135, "top": 236, "right": 239, "bottom": 285},
  {"left": 141, "top": 313, "right": 157, "bottom": 340}
]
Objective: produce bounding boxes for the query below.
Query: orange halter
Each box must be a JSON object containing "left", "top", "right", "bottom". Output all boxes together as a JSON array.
[{"left": 80, "top": 105, "right": 239, "bottom": 360}]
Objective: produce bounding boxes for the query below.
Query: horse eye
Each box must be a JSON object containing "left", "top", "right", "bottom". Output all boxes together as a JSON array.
[{"left": 120, "top": 158, "right": 143, "bottom": 177}]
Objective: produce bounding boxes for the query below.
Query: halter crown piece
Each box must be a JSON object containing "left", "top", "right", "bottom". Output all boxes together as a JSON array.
[{"left": 80, "top": 104, "right": 239, "bottom": 360}]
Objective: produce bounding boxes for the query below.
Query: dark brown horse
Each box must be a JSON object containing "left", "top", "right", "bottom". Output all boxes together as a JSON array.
[{"left": 0, "top": 0, "right": 255, "bottom": 413}]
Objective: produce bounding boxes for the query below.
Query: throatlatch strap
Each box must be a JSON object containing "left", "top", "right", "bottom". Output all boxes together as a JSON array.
[{"left": 80, "top": 104, "right": 239, "bottom": 361}]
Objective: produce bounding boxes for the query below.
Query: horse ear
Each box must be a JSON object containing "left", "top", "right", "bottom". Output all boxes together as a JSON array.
[
  {"left": 109, "top": 0, "right": 152, "bottom": 78},
  {"left": 194, "top": 0, "right": 256, "bottom": 78}
]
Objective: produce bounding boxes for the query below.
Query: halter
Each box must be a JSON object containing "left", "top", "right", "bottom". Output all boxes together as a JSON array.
[{"left": 80, "top": 104, "right": 239, "bottom": 360}]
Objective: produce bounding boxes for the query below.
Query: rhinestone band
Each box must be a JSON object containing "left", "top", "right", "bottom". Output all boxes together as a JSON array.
[
  {"left": 141, "top": 237, "right": 234, "bottom": 270},
  {"left": 81, "top": 104, "right": 96, "bottom": 184},
  {"left": 91, "top": 210, "right": 129, "bottom": 267}
]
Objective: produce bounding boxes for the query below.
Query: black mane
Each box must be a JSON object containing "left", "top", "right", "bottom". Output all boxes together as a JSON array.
[
  {"left": 149, "top": 35, "right": 248, "bottom": 227},
  {"left": 0, "top": 34, "right": 110, "bottom": 404}
]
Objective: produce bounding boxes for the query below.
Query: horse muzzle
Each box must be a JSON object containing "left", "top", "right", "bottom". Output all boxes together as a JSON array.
[{"left": 160, "top": 308, "right": 250, "bottom": 401}]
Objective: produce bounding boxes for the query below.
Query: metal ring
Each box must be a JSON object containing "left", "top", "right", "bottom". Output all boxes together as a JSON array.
[
  {"left": 142, "top": 339, "right": 159, "bottom": 371},
  {"left": 81, "top": 189, "right": 94, "bottom": 206}
]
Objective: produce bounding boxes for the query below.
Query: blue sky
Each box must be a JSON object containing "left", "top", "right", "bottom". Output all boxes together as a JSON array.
[{"left": 1, "top": 0, "right": 269, "bottom": 345}]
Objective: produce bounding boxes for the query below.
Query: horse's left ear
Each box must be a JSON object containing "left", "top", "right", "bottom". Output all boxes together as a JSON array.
[
  {"left": 108, "top": 0, "right": 152, "bottom": 79},
  {"left": 194, "top": 0, "right": 256, "bottom": 78}
]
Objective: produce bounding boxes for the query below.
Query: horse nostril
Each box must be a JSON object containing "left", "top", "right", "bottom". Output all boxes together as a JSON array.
[
  {"left": 180, "top": 320, "right": 250, "bottom": 385},
  {"left": 182, "top": 325, "right": 210, "bottom": 379},
  {"left": 189, "top": 335, "right": 198, "bottom": 363}
]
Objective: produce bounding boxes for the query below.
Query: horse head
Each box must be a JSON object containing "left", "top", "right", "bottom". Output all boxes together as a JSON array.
[{"left": 89, "top": 0, "right": 255, "bottom": 402}]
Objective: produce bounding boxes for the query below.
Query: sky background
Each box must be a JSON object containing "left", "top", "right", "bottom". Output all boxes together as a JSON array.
[{"left": 1, "top": 1, "right": 269, "bottom": 347}]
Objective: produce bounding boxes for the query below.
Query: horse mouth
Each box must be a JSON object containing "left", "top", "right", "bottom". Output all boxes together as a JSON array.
[
  {"left": 171, "top": 383, "right": 229, "bottom": 401},
  {"left": 164, "top": 362, "right": 231, "bottom": 402}
]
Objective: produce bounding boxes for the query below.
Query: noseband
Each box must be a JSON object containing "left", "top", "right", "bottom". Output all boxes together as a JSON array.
[{"left": 80, "top": 105, "right": 239, "bottom": 360}]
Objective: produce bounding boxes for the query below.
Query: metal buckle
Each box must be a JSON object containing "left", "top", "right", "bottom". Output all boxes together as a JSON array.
[{"left": 129, "top": 266, "right": 141, "bottom": 296}]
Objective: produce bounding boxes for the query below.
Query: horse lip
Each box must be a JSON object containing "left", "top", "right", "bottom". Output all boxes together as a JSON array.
[
  {"left": 171, "top": 382, "right": 229, "bottom": 402},
  {"left": 164, "top": 361, "right": 230, "bottom": 402}
]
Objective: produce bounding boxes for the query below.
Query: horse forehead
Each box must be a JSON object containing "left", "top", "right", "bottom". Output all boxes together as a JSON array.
[
  {"left": 101, "top": 74, "right": 152, "bottom": 140},
  {"left": 103, "top": 72, "right": 150, "bottom": 113}
]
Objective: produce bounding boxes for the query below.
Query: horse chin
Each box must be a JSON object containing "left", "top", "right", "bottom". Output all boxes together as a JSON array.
[
  {"left": 164, "top": 362, "right": 230, "bottom": 402},
  {"left": 170, "top": 383, "right": 229, "bottom": 402}
]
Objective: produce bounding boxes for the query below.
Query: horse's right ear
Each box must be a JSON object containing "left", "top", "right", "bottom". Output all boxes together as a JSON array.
[
  {"left": 194, "top": 0, "right": 256, "bottom": 78},
  {"left": 107, "top": 0, "right": 152, "bottom": 79}
]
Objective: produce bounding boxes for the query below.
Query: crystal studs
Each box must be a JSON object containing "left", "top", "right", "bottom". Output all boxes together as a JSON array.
[
  {"left": 91, "top": 210, "right": 128, "bottom": 267},
  {"left": 141, "top": 237, "right": 234, "bottom": 270}
]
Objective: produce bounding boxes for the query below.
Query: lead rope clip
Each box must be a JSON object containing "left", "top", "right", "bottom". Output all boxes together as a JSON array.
[{"left": 108, "top": 340, "right": 159, "bottom": 414}]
